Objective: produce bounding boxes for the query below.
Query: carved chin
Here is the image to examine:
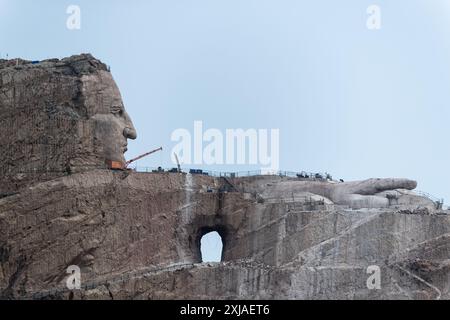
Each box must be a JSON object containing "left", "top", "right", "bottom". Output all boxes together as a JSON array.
[{"left": 102, "top": 146, "right": 126, "bottom": 163}]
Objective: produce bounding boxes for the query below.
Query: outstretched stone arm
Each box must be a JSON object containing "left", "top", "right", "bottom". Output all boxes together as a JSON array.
[
  {"left": 329, "top": 178, "right": 418, "bottom": 208},
  {"left": 339, "top": 178, "right": 417, "bottom": 196},
  {"left": 263, "top": 178, "right": 421, "bottom": 209}
]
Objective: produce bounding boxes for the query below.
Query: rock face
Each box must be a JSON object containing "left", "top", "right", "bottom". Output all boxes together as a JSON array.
[
  {"left": 0, "top": 55, "right": 449, "bottom": 300},
  {"left": 0, "top": 54, "right": 136, "bottom": 196}
]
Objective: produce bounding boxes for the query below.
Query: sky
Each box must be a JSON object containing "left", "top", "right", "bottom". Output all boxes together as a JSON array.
[
  {"left": 201, "top": 231, "right": 223, "bottom": 263},
  {"left": 1, "top": 1, "right": 450, "bottom": 260}
]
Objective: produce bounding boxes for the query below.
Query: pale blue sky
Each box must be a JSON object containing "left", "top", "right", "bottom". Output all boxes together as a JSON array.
[
  {"left": 201, "top": 231, "right": 223, "bottom": 262},
  {"left": 1, "top": 0, "right": 449, "bottom": 209}
]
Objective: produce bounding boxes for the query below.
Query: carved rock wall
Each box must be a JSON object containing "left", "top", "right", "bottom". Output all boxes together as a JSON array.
[
  {"left": 0, "top": 55, "right": 449, "bottom": 300},
  {"left": 0, "top": 54, "right": 123, "bottom": 196},
  {"left": 0, "top": 171, "right": 449, "bottom": 299}
]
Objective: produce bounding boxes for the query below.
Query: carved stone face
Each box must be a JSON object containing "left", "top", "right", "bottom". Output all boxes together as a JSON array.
[
  {"left": 82, "top": 71, "right": 137, "bottom": 163},
  {"left": 0, "top": 55, "right": 138, "bottom": 193}
]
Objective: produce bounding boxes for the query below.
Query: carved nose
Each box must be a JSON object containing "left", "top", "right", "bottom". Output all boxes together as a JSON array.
[
  {"left": 123, "top": 127, "right": 137, "bottom": 140},
  {"left": 123, "top": 111, "right": 137, "bottom": 140}
]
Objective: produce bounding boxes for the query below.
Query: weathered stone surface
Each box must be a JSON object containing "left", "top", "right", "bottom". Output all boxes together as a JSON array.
[
  {"left": 0, "top": 54, "right": 448, "bottom": 300},
  {"left": 0, "top": 54, "right": 136, "bottom": 196}
]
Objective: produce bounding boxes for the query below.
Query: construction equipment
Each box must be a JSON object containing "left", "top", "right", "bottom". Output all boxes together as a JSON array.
[
  {"left": 125, "top": 147, "right": 163, "bottom": 168},
  {"left": 107, "top": 147, "right": 163, "bottom": 170},
  {"left": 174, "top": 153, "right": 181, "bottom": 173},
  {"left": 106, "top": 160, "right": 126, "bottom": 170}
]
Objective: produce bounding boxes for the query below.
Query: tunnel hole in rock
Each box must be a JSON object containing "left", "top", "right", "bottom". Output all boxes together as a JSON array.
[
  {"left": 200, "top": 231, "right": 223, "bottom": 262},
  {"left": 198, "top": 227, "right": 226, "bottom": 263}
]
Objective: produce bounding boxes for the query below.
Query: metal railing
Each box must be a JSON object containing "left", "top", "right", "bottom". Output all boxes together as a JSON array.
[
  {"left": 0, "top": 164, "right": 332, "bottom": 182},
  {"left": 130, "top": 167, "right": 333, "bottom": 181},
  {"left": 415, "top": 190, "right": 444, "bottom": 209}
]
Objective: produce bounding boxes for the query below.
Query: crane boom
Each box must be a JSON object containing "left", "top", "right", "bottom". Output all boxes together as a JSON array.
[
  {"left": 125, "top": 147, "right": 163, "bottom": 167},
  {"left": 174, "top": 153, "right": 181, "bottom": 173}
]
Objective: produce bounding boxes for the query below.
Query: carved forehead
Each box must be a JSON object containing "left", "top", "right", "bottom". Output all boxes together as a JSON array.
[{"left": 81, "top": 70, "right": 123, "bottom": 116}]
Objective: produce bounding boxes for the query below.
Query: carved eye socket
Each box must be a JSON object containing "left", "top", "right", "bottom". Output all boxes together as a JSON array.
[{"left": 112, "top": 105, "right": 124, "bottom": 116}]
